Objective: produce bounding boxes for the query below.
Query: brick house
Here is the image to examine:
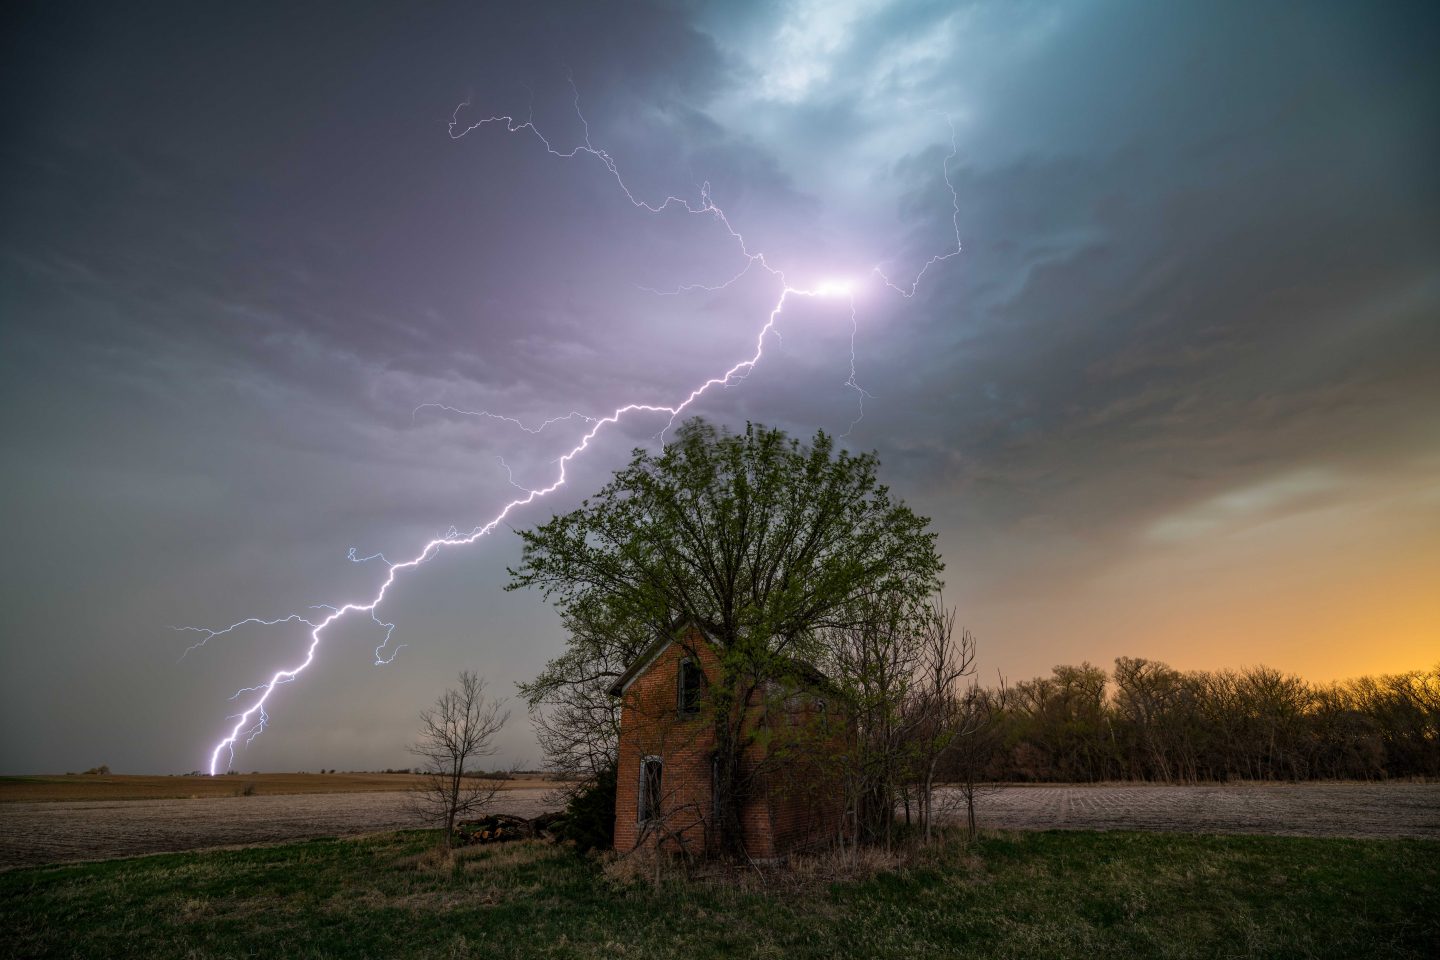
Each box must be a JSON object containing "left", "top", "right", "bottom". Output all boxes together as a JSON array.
[{"left": 609, "top": 624, "right": 846, "bottom": 859}]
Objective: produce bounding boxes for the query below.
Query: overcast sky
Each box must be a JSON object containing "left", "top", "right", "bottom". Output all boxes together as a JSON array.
[{"left": 3, "top": 1, "right": 1436, "bottom": 774}]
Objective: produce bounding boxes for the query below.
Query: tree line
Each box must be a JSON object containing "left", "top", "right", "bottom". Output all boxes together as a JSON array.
[{"left": 960, "top": 658, "right": 1440, "bottom": 783}]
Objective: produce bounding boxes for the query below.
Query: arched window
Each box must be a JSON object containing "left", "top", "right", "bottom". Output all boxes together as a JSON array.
[{"left": 638, "top": 756, "right": 663, "bottom": 822}]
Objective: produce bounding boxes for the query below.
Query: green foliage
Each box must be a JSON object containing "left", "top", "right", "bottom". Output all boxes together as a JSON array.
[
  {"left": 554, "top": 763, "right": 618, "bottom": 853},
  {"left": 3, "top": 830, "right": 1435, "bottom": 959},
  {"left": 509, "top": 418, "right": 943, "bottom": 668}
]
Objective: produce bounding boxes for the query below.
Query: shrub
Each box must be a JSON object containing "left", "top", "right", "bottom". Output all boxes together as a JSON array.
[{"left": 553, "top": 764, "right": 616, "bottom": 853}]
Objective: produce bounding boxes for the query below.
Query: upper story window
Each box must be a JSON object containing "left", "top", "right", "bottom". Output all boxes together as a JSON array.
[{"left": 678, "top": 657, "right": 702, "bottom": 716}]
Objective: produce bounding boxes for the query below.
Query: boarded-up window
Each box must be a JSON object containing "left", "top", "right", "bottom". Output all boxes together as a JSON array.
[
  {"left": 678, "top": 658, "right": 702, "bottom": 716},
  {"left": 638, "top": 756, "right": 663, "bottom": 822},
  {"left": 786, "top": 692, "right": 803, "bottom": 726}
]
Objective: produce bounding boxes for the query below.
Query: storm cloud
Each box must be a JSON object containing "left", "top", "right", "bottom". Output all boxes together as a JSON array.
[{"left": 3, "top": 1, "right": 1436, "bottom": 773}]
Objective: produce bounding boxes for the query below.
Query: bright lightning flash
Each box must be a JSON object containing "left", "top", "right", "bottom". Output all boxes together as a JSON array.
[{"left": 191, "top": 89, "right": 960, "bottom": 775}]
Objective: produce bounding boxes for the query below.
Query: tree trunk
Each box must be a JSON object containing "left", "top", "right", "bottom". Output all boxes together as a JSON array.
[
  {"left": 965, "top": 781, "right": 976, "bottom": 842},
  {"left": 711, "top": 682, "right": 748, "bottom": 859}
]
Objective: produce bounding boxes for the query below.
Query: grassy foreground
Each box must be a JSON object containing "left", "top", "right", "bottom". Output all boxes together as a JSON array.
[{"left": 2, "top": 830, "right": 1435, "bottom": 959}]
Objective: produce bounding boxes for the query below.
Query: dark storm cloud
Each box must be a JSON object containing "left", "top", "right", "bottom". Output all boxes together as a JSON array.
[
  {"left": 794, "top": 2, "right": 1440, "bottom": 515},
  {"left": 2, "top": 1, "right": 1436, "bottom": 773}
]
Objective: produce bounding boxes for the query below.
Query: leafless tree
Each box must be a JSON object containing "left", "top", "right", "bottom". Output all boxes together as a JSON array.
[
  {"left": 946, "top": 678, "right": 1007, "bottom": 841},
  {"left": 826, "top": 595, "right": 925, "bottom": 851},
  {"left": 967, "top": 658, "right": 1439, "bottom": 784},
  {"left": 906, "top": 600, "right": 976, "bottom": 843},
  {"left": 517, "top": 615, "right": 655, "bottom": 793},
  {"left": 409, "top": 670, "right": 510, "bottom": 851},
  {"left": 822, "top": 593, "right": 986, "bottom": 849}
]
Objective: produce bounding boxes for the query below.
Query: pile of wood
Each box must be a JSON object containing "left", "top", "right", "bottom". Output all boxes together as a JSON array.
[{"left": 453, "top": 811, "right": 564, "bottom": 846}]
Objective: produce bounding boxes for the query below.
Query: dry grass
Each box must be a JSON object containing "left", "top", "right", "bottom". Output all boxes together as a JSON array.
[
  {"left": 600, "top": 837, "right": 972, "bottom": 893},
  {"left": 3, "top": 829, "right": 1436, "bottom": 959},
  {"left": 392, "top": 841, "right": 519, "bottom": 875},
  {"left": 0, "top": 773, "right": 564, "bottom": 803}
]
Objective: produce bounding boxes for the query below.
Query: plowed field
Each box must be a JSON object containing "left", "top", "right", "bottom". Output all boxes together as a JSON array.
[
  {"left": 941, "top": 782, "right": 1439, "bottom": 839},
  {"left": 3, "top": 782, "right": 1435, "bottom": 870},
  {"left": 1, "top": 788, "right": 559, "bottom": 869}
]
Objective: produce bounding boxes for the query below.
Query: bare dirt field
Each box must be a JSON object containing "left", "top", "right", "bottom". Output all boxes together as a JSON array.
[
  {"left": 0, "top": 772, "right": 559, "bottom": 803},
  {"left": 2, "top": 781, "right": 1435, "bottom": 870},
  {"left": 943, "top": 782, "right": 1440, "bottom": 840},
  {"left": 0, "top": 787, "right": 562, "bottom": 870}
]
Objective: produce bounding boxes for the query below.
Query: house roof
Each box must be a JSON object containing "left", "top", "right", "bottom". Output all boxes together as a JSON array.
[
  {"left": 605, "top": 623, "right": 839, "bottom": 698},
  {"left": 605, "top": 622, "right": 713, "bottom": 698}
]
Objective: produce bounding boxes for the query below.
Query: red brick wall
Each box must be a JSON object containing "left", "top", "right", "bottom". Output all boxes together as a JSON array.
[
  {"left": 613, "top": 629, "right": 719, "bottom": 854},
  {"left": 745, "top": 685, "right": 849, "bottom": 855},
  {"left": 612, "top": 628, "right": 848, "bottom": 859}
]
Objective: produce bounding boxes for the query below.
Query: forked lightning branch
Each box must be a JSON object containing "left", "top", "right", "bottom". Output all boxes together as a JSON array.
[{"left": 185, "top": 89, "right": 962, "bottom": 775}]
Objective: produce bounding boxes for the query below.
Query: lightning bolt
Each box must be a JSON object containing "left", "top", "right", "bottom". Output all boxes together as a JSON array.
[
  {"left": 174, "top": 614, "right": 323, "bottom": 662},
  {"left": 190, "top": 86, "right": 961, "bottom": 775},
  {"left": 874, "top": 116, "right": 962, "bottom": 298},
  {"left": 410, "top": 403, "right": 599, "bottom": 435}
]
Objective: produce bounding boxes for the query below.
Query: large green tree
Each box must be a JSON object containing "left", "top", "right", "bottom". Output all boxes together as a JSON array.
[{"left": 510, "top": 418, "right": 943, "bottom": 854}]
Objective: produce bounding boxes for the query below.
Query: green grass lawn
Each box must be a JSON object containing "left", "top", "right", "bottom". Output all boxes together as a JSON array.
[{"left": 2, "top": 830, "right": 1435, "bottom": 959}]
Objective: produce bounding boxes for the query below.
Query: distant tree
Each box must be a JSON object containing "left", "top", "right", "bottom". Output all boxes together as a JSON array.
[
  {"left": 409, "top": 671, "right": 510, "bottom": 851},
  {"left": 1112, "top": 657, "right": 1189, "bottom": 781}
]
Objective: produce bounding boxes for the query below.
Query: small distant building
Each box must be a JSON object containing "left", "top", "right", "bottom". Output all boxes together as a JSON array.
[{"left": 608, "top": 624, "right": 846, "bottom": 860}]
